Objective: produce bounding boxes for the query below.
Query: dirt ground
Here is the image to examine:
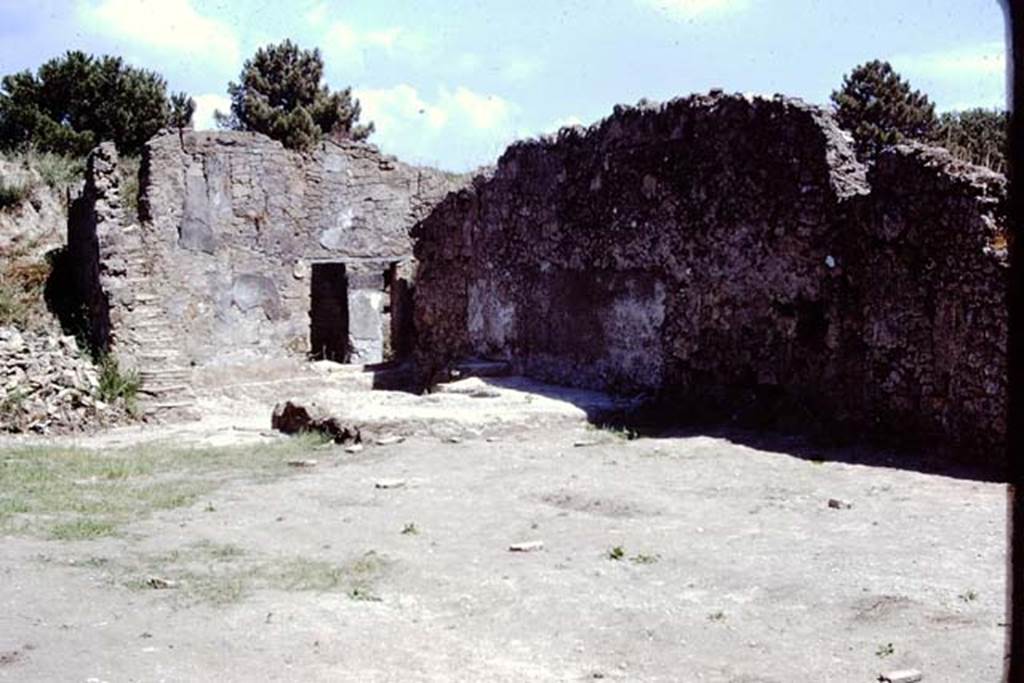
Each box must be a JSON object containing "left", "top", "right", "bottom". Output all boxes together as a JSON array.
[{"left": 0, "top": 380, "right": 1009, "bottom": 682}]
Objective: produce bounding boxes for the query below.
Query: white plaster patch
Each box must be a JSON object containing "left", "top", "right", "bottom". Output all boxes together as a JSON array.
[
  {"left": 468, "top": 280, "right": 516, "bottom": 353},
  {"left": 319, "top": 209, "right": 356, "bottom": 250},
  {"left": 603, "top": 278, "right": 667, "bottom": 388}
]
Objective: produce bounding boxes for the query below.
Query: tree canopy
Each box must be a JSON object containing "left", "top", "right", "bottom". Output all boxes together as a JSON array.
[
  {"left": 216, "top": 39, "right": 373, "bottom": 152},
  {"left": 831, "top": 60, "right": 937, "bottom": 160},
  {"left": 0, "top": 51, "right": 194, "bottom": 157},
  {"left": 933, "top": 108, "right": 1008, "bottom": 173}
]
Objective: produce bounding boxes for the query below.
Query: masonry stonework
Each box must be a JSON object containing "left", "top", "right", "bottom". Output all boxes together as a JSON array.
[
  {"left": 67, "top": 131, "right": 463, "bottom": 415},
  {"left": 138, "top": 130, "right": 461, "bottom": 367},
  {"left": 412, "top": 92, "right": 1008, "bottom": 465},
  {"left": 66, "top": 92, "right": 1009, "bottom": 464}
]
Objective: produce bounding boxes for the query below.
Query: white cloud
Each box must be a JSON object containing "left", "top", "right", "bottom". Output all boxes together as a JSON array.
[
  {"left": 78, "top": 0, "right": 239, "bottom": 70},
  {"left": 889, "top": 41, "right": 1007, "bottom": 111},
  {"left": 548, "top": 115, "right": 586, "bottom": 132},
  {"left": 636, "top": 0, "right": 747, "bottom": 21},
  {"left": 322, "top": 21, "right": 417, "bottom": 74},
  {"left": 891, "top": 41, "right": 1006, "bottom": 80},
  {"left": 355, "top": 84, "right": 521, "bottom": 170},
  {"left": 193, "top": 93, "right": 231, "bottom": 130}
]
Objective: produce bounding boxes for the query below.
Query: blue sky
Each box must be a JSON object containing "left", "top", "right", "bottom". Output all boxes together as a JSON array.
[{"left": 0, "top": 0, "right": 1008, "bottom": 170}]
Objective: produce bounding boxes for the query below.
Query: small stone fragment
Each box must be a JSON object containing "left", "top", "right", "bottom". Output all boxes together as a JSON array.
[
  {"left": 146, "top": 576, "right": 177, "bottom": 589},
  {"left": 509, "top": 540, "right": 544, "bottom": 552},
  {"left": 827, "top": 498, "right": 852, "bottom": 510},
  {"left": 443, "top": 436, "right": 462, "bottom": 444},
  {"left": 878, "top": 670, "right": 922, "bottom": 683},
  {"left": 376, "top": 435, "right": 405, "bottom": 446},
  {"left": 287, "top": 459, "right": 318, "bottom": 468},
  {"left": 375, "top": 478, "right": 406, "bottom": 489},
  {"left": 345, "top": 444, "right": 364, "bottom": 454},
  {"left": 574, "top": 439, "right": 599, "bottom": 448}
]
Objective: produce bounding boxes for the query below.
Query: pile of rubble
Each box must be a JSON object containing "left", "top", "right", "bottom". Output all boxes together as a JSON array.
[{"left": 0, "top": 325, "right": 129, "bottom": 434}]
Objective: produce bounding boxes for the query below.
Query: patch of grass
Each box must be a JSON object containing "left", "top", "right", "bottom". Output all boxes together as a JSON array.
[
  {"left": 607, "top": 545, "right": 625, "bottom": 561},
  {"left": 202, "top": 542, "right": 246, "bottom": 560},
  {"left": 0, "top": 270, "right": 37, "bottom": 327},
  {"left": 0, "top": 150, "right": 84, "bottom": 214},
  {"left": 0, "top": 178, "right": 32, "bottom": 211},
  {"left": 50, "top": 518, "right": 119, "bottom": 540},
  {"left": 0, "top": 435, "right": 327, "bottom": 539},
  {"left": 121, "top": 548, "right": 388, "bottom": 607},
  {"left": 119, "top": 155, "right": 140, "bottom": 219},
  {"left": 875, "top": 642, "right": 895, "bottom": 658},
  {"left": 959, "top": 589, "right": 978, "bottom": 603},
  {"left": 401, "top": 522, "right": 419, "bottom": 535},
  {"left": 96, "top": 354, "right": 141, "bottom": 408},
  {"left": 630, "top": 553, "right": 659, "bottom": 565},
  {"left": 0, "top": 249, "right": 54, "bottom": 329},
  {"left": 707, "top": 610, "right": 726, "bottom": 622},
  {"left": 14, "top": 150, "right": 85, "bottom": 191},
  {"left": 0, "top": 388, "right": 27, "bottom": 424},
  {"left": 587, "top": 423, "right": 639, "bottom": 441}
]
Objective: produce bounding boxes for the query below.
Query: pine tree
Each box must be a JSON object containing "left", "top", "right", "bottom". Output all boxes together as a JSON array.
[
  {"left": 0, "top": 51, "right": 188, "bottom": 157},
  {"left": 169, "top": 92, "right": 196, "bottom": 129},
  {"left": 831, "top": 60, "right": 938, "bottom": 160},
  {"left": 933, "top": 108, "right": 1008, "bottom": 173},
  {"left": 216, "top": 39, "right": 373, "bottom": 152}
]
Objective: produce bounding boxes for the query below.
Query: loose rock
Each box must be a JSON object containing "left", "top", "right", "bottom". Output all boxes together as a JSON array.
[
  {"left": 878, "top": 670, "right": 922, "bottom": 683},
  {"left": 0, "top": 325, "right": 129, "bottom": 435},
  {"left": 509, "top": 540, "right": 545, "bottom": 553}
]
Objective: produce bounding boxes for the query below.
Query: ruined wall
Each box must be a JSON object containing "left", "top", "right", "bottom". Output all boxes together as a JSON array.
[
  {"left": 413, "top": 92, "right": 1008, "bottom": 463},
  {"left": 839, "top": 145, "right": 1007, "bottom": 459},
  {"left": 66, "top": 142, "right": 123, "bottom": 353},
  {"left": 130, "top": 130, "right": 462, "bottom": 367}
]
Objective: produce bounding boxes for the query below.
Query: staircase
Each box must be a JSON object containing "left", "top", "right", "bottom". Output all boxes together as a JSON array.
[{"left": 109, "top": 223, "right": 199, "bottom": 421}]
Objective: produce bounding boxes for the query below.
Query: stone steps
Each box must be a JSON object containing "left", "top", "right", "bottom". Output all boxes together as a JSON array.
[
  {"left": 104, "top": 233, "right": 201, "bottom": 422},
  {"left": 141, "top": 400, "right": 202, "bottom": 422},
  {"left": 139, "top": 367, "right": 192, "bottom": 381},
  {"left": 139, "top": 383, "right": 192, "bottom": 395}
]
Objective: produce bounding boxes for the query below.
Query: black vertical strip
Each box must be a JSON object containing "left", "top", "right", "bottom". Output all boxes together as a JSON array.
[{"left": 1005, "top": 1, "right": 1022, "bottom": 680}]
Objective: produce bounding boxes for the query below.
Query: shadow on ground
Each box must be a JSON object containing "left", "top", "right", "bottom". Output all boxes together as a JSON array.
[{"left": 497, "top": 378, "right": 1006, "bottom": 484}]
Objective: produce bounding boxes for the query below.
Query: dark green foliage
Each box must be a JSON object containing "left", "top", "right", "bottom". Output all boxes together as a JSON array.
[
  {"left": 169, "top": 92, "right": 196, "bottom": 129},
  {"left": 0, "top": 178, "right": 30, "bottom": 211},
  {"left": 831, "top": 60, "right": 938, "bottom": 159},
  {"left": 217, "top": 39, "right": 373, "bottom": 152},
  {"left": 97, "top": 354, "right": 140, "bottom": 407},
  {"left": 0, "top": 51, "right": 191, "bottom": 156},
  {"left": 933, "top": 108, "right": 1008, "bottom": 173}
]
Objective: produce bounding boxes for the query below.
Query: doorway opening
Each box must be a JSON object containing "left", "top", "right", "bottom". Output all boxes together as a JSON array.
[{"left": 309, "top": 262, "right": 349, "bottom": 362}]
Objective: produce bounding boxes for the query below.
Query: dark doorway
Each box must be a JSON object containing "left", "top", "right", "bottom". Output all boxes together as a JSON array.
[{"left": 310, "top": 262, "right": 349, "bottom": 361}]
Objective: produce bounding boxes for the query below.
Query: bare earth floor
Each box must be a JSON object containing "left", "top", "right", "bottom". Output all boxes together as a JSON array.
[{"left": 0, "top": 422, "right": 1007, "bottom": 682}]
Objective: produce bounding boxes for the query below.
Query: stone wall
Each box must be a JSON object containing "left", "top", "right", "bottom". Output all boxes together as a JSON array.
[
  {"left": 66, "top": 142, "right": 122, "bottom": 354},
  {"left": 412, "top": 92, "right": 1008, "bottom": 464},
  {"left": 71, "top": 130, "right": 460, "bottom": 370}
]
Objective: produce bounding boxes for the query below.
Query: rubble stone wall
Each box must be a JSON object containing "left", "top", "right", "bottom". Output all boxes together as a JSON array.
[
  {"left": 66, "top": 142, "right": 123, "bottom": 355},
  {"left": 73, "top": 130, "right": 463, "bottom": 369},
  {"left": 413, "top": 93, "right": 1008, "bottom": 463}
]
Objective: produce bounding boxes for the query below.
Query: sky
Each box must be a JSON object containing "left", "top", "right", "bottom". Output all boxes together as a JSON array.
[{"left": 0, "top": 0, "right": 1009, "bottom": 171}]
